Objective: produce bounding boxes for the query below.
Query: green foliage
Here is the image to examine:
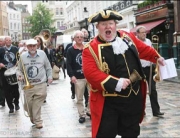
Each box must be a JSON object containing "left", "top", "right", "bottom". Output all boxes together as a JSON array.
[
  {"left": 138, "top": 0, "right": 160, "bottom": 9},
  {"left": 26, "top": 2, "right": 56, "bottom": 37}
]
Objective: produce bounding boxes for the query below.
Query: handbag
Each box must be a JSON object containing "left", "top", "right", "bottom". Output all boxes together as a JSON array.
[{"left": 52, "top": 65, "right": 60, "bottom": 80}]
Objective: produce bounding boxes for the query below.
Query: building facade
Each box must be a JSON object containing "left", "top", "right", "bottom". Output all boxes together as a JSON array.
[
  {"left": 64, "top": 1, "right": 105, "bottom": 36},
  {"left": 31, "top": 1, "right": 66, "bottom": 33},
  {"left": 15, "top": 4, "right": 31, "bottom": 40},
  {"left": 0, "top": 1, "right": 8, "bottom": 36},
  {"left": 131, "top": 0, "right": 174, "bottom": 60},
  {"left": 7, "top": 2, "right": 22, "bottom": 42}
]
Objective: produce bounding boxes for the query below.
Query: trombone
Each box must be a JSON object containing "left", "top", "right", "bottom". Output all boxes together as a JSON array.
[
  {"left": 16, "top": 52, "right": 34, "bottom": 117},
  {"left": 151, "top": 35, "right": 161, "bottom": 82}
]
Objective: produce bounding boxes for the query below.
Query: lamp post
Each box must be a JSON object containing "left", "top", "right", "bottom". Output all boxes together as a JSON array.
[
  {"left": 83, "top": 7, "right": 88, "bottom": 30},
  {"left": 83, "top": 7, "right": 90, "bottom": 41}
]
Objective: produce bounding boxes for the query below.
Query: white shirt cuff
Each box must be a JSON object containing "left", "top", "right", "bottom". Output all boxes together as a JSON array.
[{"left": 115, "top": 78, "right": 124, "bottom": 92}]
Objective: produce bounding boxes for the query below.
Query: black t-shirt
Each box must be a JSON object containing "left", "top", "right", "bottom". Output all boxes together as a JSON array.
[
  {"left": 66, "top": 46, "right": 84, "bottom": 79},
  {"left": 0, "top": 46, "right": 18, "bottom": 69}
]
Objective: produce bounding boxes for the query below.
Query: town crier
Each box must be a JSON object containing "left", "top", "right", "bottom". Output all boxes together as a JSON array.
[{"left": 82, "top": 9, "right": 165, "bottom": 138}]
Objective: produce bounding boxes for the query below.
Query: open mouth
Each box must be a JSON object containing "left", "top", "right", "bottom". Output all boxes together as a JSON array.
[{"left": 106, "top": 30, "right": 111, "bottom": 35}]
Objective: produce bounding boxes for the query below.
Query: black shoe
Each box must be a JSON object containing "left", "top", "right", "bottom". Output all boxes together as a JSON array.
[
  {"left": 0, "top": 103, "right": 5, "bottom": 107},
  {"left": 15, "top": 105, "right": 20, "bottom": 110},
  {"left": 153, "top": 112, "right": 164, "bottom": 117},
  {"left": 86, "top": 113, "right": 91, "bottom": 119},
  {"left": 71, "top": 94, "right": 75, "bottom": 99},
  {"left": 79, "top": 117, "right": 85, "bottom": 123},
  {"left": 9, "top": 109, "right": 14, "bottom": 113}
]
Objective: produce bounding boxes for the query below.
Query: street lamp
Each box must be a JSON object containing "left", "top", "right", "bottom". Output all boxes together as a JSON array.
[
  {"left": 164, "top": 18, "right": 173, "bottom": 30},
  {"left": 83, "top": 7, "right": 89, "bottom": 41},
  {"left": 83, "top": 7, "right": 89, "bottom": 31}
]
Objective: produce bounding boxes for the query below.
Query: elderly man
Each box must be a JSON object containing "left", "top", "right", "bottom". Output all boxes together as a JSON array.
[
  {"left": 0, "top": 36, "right": 5, "bottom": 47},
  {"left": 82, "top": 9, "right": 165, "bottom": 138},
  {"left": 66, "top": 30, "right": 89, "bottom": 123},
  {"left": 17, "top": 38, "right": 53, "bottom": 129},
  {"left": 0, "top": 36, "right": 20, "bottom": 113},
  {"left": 136, "top": 26, "right": 164, "bottom": 117}
]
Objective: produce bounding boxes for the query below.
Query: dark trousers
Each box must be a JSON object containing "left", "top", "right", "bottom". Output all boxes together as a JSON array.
[
  {"left": 0, "top": 88, "right": 5, "bottom": 106},
  {"left": 97, "top": 92, "right": 142, "bottom": 137},
  {"left": 143, "top": 66, "right": 160, "bottom": 115},
  {"left": 0, "top": 69, "right": 20, "bottom": 110},
  {"left": 0, "top": 71, "right": 5, "bottom": 106},
  {"left": 70, "top": 82, "right": 89, "bottom": 105}
]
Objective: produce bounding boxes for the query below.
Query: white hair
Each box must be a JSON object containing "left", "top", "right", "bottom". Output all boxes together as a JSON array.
[
  {"left": 73, "top": 30, "right": 84, "bottom": 38},
  {"left": 4, "top": 36, "right": 12, "bottom": 40},
  {"left": 0, "top": 36, "right": 5, "bottom": 41},
  {"left": 136, "top": 26, "right": 147, "bottom": 33}
]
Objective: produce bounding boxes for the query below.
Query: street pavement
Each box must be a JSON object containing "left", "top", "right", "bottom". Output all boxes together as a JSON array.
[{"left": 0, "top": 70, "right": 180, "bottom": 137}]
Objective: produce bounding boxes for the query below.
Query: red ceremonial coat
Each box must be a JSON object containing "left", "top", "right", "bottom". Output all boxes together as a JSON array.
[{"left": 82, "top": 30, "right": 160, "bottom": 138}]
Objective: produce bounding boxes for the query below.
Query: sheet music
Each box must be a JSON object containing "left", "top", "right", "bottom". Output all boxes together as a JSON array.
[{"left": 159, "top": 58, "right": 177, "bottom": 80}]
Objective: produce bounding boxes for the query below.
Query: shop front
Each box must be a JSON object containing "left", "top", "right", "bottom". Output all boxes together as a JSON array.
[{"left": 131, "top": 1, "right": 174, "bottom": 60}]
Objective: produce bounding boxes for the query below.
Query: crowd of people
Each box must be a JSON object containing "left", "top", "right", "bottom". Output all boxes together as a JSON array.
[{"left": 0, "top": 8, "right": 167, "bottom": 138}]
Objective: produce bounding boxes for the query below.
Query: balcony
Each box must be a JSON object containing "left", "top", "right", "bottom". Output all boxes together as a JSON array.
[{"left": 137, "top": 0, "right": 167, "bottom": 13}]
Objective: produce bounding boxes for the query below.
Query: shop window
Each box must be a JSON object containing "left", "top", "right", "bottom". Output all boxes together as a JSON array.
[{"left": 56, "top": 8, "right": 59, "bottom": 15}]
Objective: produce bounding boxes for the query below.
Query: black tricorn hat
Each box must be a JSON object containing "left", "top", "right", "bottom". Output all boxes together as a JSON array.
[{"left": 88, "top": 9, "right": 123, "bottom": 23}]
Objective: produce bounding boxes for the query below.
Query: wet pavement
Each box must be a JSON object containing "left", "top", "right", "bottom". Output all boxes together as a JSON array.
[{"left": 0, "top": 71, "right": 180, "bottom": 137}]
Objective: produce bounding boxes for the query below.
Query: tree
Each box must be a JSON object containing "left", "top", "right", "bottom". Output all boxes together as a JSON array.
[{"left": 26, "top": 2, "right": 56, "bottom": 37}]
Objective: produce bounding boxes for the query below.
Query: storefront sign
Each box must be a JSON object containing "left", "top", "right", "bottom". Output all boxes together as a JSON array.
[
  {"left": 108, "top": 0, "right": 133, "bottom": 12},
  {"left": 136, "top": 7, "right": 168, "bottom": 23}
]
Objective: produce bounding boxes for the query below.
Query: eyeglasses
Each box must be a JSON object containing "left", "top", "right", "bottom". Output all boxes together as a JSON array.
[
  {"left": 28, "top": 45, "right": 36, "bottom": 48},
  {"left": 139, "top": 32, "right": 146, "bottom": 34},
  {"left": 75, "top": 36, "right": 84, "bottom": 39}
]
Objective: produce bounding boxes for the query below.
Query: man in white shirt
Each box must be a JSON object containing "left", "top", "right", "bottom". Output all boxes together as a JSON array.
[{"left": 136, "top": 26, "right": 164, "bottom": 117}]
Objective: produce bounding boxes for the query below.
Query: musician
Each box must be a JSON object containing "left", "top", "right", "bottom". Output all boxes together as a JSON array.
[
  {"left": 0, "top": 36, "right": 20, "bottom": 113},
  {"left": 34, "top": 36, "right": 44, "bottom": 50},
  {"left": 55, "top": 44, "right": 66, "bottom": 78},
  {"left": 0, "top": 36, "right": 5, "bottom": 107},
  {"left": 44, "top": 42, "right": 55, "bottom": 68},
  {"left": 82, "top": 9, "right": 165, "bottom": 137},
  {"left": 17, "top": 38, "right": 53, "bottom": 129},
  {"left": 136, "top": 26, "right": 164, "bottom": 117}
]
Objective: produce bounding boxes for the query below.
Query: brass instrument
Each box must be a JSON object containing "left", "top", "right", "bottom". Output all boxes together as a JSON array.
[
  {"left": 151, "top": 35, "right": 161, "bottom": 82},
  {"left": 16, "top": 52, "right": 33, "bottom": 117},
  {"left": 16, "top": 52, "right": 34, "bottom": 90},
  {"left": 152, "top": 35, "right": 159, "bottom": 51},
  {"left": 153, "top": 61, "right": 160, "bottom": 82},
  {"left": 39, "top": 29, "right": 51, "bottom": 47}
]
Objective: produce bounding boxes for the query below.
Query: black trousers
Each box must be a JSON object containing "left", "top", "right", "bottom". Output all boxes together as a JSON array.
[
  {"left": 143, "top": 66, "right": 160, "bottom": 115},
  {"left": 0, "top": 69, "right": 20, "bottom": 110},
  {"left": 0, "top": 88, "right": 5, "bottom": 106},
  {"left": 97, "top": 92, "right": 142, "bottom": 137}
]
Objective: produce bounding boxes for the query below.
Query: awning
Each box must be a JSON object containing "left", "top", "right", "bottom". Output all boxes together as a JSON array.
[{"left": 130, "top": 19, "right": 166, "bottom": 34}]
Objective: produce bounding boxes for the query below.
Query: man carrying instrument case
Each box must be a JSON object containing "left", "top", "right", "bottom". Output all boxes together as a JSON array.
[{"left": 0, "top": 36, "right": 20, "bottom": 114}]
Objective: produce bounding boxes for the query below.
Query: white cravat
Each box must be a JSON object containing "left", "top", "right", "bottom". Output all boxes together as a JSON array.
[{"left": 111, "top": 37, "right": 129, "bottom": 55}]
